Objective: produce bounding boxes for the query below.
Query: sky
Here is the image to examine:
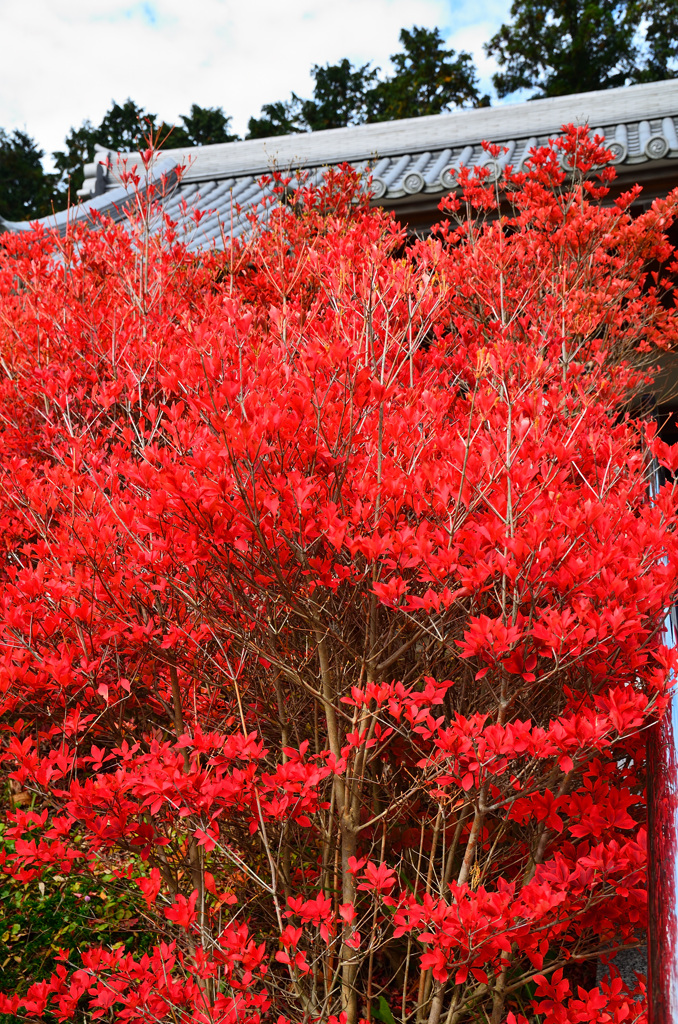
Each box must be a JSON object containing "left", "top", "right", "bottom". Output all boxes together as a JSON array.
[{"left": 0, "top": 0, "right": 512, "bottom": 163}]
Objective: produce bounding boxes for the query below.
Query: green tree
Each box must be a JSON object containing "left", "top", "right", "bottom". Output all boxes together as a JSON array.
[
  {"left": 52, "top": 120, "right": 99, "bottom": 201},
  {"left": 247, "top": 28, "right": 486, "bottom": 140},
  {"left": 635, "top": 0, "right": 678, "bottom": 81},
  {"left": 53, "top": 100, "right": 239, "bottom": 200},
  {"left": 0, "top": 129, "right": 56, "bottom": 222},
  {"left": 485, "top": 0, "right": 678, "bottom": 98},
  {"left": 94, "top": 98, "right": 159, "bottom": 150},
  {"left": 300, "top": 59, "right": 379, "bottom": 131},
  {"left": 247, "top": 99, "right": 305, "bottom": 140},
  {"left": 53, "top": 99, "right": 160, "bottom": 199},
  {"left": 170, "top": 104, "right": 239, "bottom": 147},
  {"left": 368, "top": 26, "right": 488, "bottom": 120}
]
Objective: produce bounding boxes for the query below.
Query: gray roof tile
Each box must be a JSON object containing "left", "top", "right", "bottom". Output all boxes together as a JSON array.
[{"left": 2, "top": 79, "right": 678, "bottom": 245}]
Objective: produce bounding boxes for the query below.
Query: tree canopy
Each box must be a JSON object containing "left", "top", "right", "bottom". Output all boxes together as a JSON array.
[
  {"left": 368, "top": 26, "right": 489, "bottom": 120},
  {"left": 300, "top": 59, "right": 380, "bottom": 131},
  {"left": 52, "top": 99, "right": 238, "bottom": 199},
  {"left": 0, "top": 129, "right": 56, "bottom": 221},
  {"left": 171, "top": 103, "right": 239, "bottom": 147},
  {"left": 485, "top": 0, "right": 678, "bottom": 98},
  {"left": 246, "top": 60, "right": 381, "bottom": 140},
  {"left": 247, "top": 27, "right": 486, "bottom": 139}
]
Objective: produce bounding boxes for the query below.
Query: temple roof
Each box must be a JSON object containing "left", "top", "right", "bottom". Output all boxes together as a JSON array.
[{"left": 2, "top": 79, "right": 678, "bottom": 249}]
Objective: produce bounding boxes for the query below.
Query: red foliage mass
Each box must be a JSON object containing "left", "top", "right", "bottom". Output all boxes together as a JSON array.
[{"left": 0, "top": 126, "right": 677, "bottom": 1023}]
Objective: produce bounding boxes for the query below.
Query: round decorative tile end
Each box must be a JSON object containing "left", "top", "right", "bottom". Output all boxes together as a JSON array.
[
  {"left": 645, "top": 135, "right": 669, "bottom": 160},
  {"left": 402, "top": 171, "right": 425, "bottom": 194}
]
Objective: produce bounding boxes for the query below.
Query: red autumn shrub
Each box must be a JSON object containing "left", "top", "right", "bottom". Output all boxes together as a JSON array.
[{"left": 0, "top": 129, "right": 677, "bottom": 1024}]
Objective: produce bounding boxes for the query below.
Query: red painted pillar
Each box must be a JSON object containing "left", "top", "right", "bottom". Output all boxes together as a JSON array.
[{"left": 647, "top": 604, "right": 678, "bottom": 1023}]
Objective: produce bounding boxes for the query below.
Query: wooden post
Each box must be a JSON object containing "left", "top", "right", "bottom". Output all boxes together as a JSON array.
[{"left": 647, "top": 602, "right": 678, "bottom": 1022}]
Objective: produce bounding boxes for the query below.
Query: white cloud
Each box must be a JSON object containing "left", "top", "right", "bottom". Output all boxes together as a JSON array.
[{"left": 0, "top": 0, "right": 511, "bottom": 161}]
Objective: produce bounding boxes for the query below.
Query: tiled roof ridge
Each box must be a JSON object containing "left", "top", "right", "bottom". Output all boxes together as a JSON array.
[
  {"left": 0, "top": 155, "right": 181, "bottom": 235},
  {"left": 2, "top": 79, "right": 677, "bottom": 243},
  {"left": 82, "top": 78, "right": 678, "bottom": 190}
]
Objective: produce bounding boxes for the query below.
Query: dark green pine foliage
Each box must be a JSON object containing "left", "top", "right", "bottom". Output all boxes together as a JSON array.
[
  {"left": 635, "top": 0, "right": 678, "bottom": 81},
  {"left": 52, "top": 121, "right": 99, "bottom": 200},
  {"left": 300, "top": 60, "right": 380, "bottom": 130},
  {"left": 247, "top": 57, "right": 378, "bottom": 139},
  {"left": 0, "top": 129, "right": 56, "bottom": 222},
  {"left": 169, "top": 104, "right": 240, "bottom": 147},
  {"left": 92, "top": 98, "right": 160, "bottom": 150},
  {"left": 247, "top": 25, "right": 487, "bottom": 139},
  {"left": 247, "top": 100, "right": 305, "bottom": 139},
  {"left": 53, "top": 99, "right": 160, "bottom": 199},
  {"left": 53, "top": 100, "right": 238, "bottom": 199},
  {"left": 485, "top": 0, "right": 678, "bottom": 98},
  {"left": 368, "top": 26, "right": 488, "bottom": 120}
]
